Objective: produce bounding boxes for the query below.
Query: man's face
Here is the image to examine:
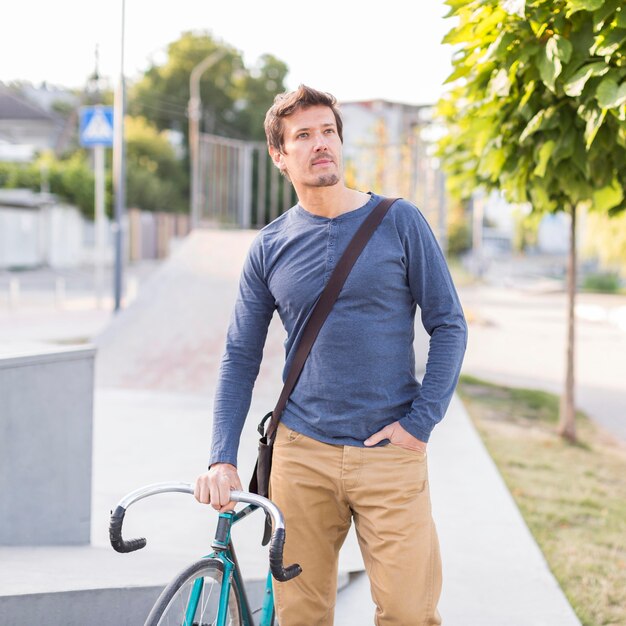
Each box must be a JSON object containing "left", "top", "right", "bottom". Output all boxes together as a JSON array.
[{"left": 270, "top": 105, "right": 343, "bottom": 189}]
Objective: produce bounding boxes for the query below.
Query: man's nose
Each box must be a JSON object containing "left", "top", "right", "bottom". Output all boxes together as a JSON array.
[{"left": 313, "top": 132, "right": 329, "bottom": 151}]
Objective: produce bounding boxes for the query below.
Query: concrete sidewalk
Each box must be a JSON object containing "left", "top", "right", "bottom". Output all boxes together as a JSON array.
[
  {"left": 338, "top": 393, "right": 583, "bottom": 625},
  {"left": 0, "top": 231, "right": 582, "bottom": 624},
  {"left": 0, "top": 386, "right": 581, "bottom": 625}
]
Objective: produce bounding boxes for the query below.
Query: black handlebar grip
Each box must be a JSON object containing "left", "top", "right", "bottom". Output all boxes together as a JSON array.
[
  {"left": 109, "top": 505, "right": 147, "bottom": 553},
  {"left": 269, "top": 528, "right": 302, "bottom": 582}
]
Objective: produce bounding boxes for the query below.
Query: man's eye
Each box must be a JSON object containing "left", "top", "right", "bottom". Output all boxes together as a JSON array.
[
  {"left": 297, "top": 133, "right": 308, "bottom": 139},
  {"left": 324, "top": 128, "right": 335, "bottom": 134}
]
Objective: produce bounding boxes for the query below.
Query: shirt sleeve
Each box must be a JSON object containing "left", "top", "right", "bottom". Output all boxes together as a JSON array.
[
  {"left": 397, "top": 204, "right": 468, "bottom": 442},
  {"left": 209, "top": 234, "right": 276, "bottom": 467}
]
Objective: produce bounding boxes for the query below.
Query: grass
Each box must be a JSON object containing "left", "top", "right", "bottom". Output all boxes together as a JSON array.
[
  {"left": 457, "top": 374, "right": 626, "bottom": 626},
  {"left": 581, "top": 272, "right": 623, "bottom": 295}
]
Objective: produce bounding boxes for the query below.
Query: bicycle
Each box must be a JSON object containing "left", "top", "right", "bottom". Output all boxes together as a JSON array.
[{"left": 109, "top": 481, "right": 302, "bottom": 626}]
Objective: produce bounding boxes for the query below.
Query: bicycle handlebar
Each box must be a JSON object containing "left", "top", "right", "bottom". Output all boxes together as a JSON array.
[{"left": 108, "top": 482, "right": 301, "bottom": 582}]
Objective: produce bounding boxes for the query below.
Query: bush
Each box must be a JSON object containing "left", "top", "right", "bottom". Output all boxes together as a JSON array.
[
  {"left": 582, "top": 272, "right": 621, "bottom": 294},
  {"left": 447, "top": 219, "right": 472, "bottom": 257}
]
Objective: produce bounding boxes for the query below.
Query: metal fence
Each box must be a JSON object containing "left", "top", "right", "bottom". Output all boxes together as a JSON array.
[{"left": 197, "top": 133, "right": 296, "bottom": 228}]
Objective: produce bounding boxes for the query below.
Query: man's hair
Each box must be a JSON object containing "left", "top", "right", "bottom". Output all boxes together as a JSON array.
[{"left": 264, "top": 84, "right": 343, "bottom": 152}]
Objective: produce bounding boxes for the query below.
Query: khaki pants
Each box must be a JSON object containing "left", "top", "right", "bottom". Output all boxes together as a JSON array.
[{"left": 270, "top": 423, "right": 442, "bottom": 626}]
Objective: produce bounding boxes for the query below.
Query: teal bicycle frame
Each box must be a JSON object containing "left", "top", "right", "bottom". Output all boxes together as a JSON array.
[{"left": 187, "top": 508, "right": 274, "bottom": 626}]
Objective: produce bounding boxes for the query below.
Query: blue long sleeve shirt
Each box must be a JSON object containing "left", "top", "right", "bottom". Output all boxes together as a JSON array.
[{"left": 209, "top": 193, "right": 468, "bottom": 467}]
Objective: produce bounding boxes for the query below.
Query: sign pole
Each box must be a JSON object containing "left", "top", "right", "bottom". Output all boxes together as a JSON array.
[
  {"left": 94, "top": 144, "right": 106, "bottom": 307},
  {"left": 79, "top": 106, "right": 114, "bottom": 308}
]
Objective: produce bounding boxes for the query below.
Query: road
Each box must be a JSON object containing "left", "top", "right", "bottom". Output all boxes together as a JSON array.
[{"left": 458, "top": 280, "right": 626, "bottom": 442}]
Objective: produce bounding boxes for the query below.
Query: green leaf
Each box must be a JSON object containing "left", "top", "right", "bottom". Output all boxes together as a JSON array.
[
  {"left": 519, "top": 80, "right": 537, "bottom": 108},
  {"left": 533, "top": 140, "right": 556, "bottom": 177},
  {"left": 537, "top": 35, "right": 572, "bottom": 92},
  {"left": 567, "top": 0, "right": 604, "bottom": 16},
  {"left": 569, "top": 17, "right": 596, "bottom": 56},
  {"left": 552, "top": 130, "right": 576, "bottom": 164},
  {"left": 529, "top": 20, "right": 550, "bottom": 38},
  {"left": 585, "top": 107, "right": 607, "bottom": 149},
  {"left": 592, "top": 0, "right": 621, "bottom": 30},
  {"left": 519, "top": 106, "right": 561, "bottom": 143},
  {"left": 571, "top": 134, "right": 589, "bottom": 176},
  {"left": 530, "top": 183, "right": 555, "bottom": 212},
  {"left": 563, "top": 63, "right": 610, "bottom": 96},
  {"left": 617, "top": 9, "right": 626, "bottom": 28},
  {"left": 538, "top": 39, "right": 562, "bottom": 90},
  {"left": 592, "top": 177, "right": 624, "bottom": 211},
  {"left": 596, "top": 78, "right": 626, "bottom": 108},
  {"left": 501, "top": 171, "right": 528, "bottom": 204},
  {"left": 553, "top": 35, "right": 573, "bottom": 64},
  {"left": 479, "top": 147, "right": 508, "bottom": 181},
  {"left": 591, "top": 27, "right": 626, "bottom": 56},
  {"left": 520, "top": 109, "right": 547, "bottom": 143},
  {"left": 444, "top": 62, "right": 473, "bottom": 85},
  {"left": 443, "top": 0, "right": 468, "bottom": 16},
  {"left": 489, "top": 69, "right": 512, "bottom": 97},
  {"left": 485, "top": 31, "right": 517, "bottom": 61},
  {"left": 442, "top": 22, "right": 475, "bottom": 46}
]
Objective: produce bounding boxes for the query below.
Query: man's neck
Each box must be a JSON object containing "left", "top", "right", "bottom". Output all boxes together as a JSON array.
[{"left": 296, "top": 184, "right": 370, "bottom": 219}]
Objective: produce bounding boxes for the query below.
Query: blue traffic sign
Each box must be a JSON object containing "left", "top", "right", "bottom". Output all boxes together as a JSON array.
[{"left": 79, "top": 106, "right": 114, "bottom": 147}]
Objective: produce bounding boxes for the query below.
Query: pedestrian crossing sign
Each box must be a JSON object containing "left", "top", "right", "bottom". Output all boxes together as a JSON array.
[{"left": 79, "top": 106, "right": 114, "bottom": 147}]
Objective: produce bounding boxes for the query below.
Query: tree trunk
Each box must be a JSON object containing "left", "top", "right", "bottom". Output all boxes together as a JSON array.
[{"left": 558, "top": 203, "right": 577, "bottom": 442}]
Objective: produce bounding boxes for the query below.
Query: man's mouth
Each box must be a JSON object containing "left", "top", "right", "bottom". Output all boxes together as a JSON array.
[{"left": 312, "top": 158, "right": 333, "bottom": 166}]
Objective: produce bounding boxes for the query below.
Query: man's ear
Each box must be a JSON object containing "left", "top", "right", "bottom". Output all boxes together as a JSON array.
[{"left": 268, "top": 145, "right": 284, "bottom": 172}]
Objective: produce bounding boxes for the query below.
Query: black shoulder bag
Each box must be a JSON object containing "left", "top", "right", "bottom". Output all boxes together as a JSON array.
[{"left": 249, "top": 197, "right": 399, "bottom": 499}]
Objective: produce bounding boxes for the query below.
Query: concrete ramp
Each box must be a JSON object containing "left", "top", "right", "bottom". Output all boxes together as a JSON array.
[{"left": 96, "top": 229, "right": 287, "bottom": 394}]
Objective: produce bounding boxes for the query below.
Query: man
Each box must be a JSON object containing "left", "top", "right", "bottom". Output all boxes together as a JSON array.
[{"left": 195, "top": 85, "right": 467, "bottom": 625}]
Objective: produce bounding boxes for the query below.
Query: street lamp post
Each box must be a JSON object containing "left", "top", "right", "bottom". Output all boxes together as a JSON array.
[
  {"left": 112, "top": 0, "right": 126, "bottom": 312},
  {"left": 188, "top": 50, "right": 226, "bottom": 228}
]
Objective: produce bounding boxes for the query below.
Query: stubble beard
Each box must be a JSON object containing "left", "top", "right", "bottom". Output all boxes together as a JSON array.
[{"left": 313, "top": 173, "right": 340, "bottom": 187}]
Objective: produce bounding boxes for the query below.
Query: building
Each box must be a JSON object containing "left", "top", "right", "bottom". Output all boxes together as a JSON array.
[
  {"left": 0, "top": 83, "right": 75, "bottom": 162},
  {"left": 339, "top": 99, "right": 447, "bottom": 246}
]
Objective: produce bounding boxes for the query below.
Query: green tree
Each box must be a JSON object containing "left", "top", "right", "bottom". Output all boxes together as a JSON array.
[
  {"left": 130, "top": 32, "right": 240, "bottom": 136},
  {"left": 437, "top": 0, "right": 626, "bottom": 441},
  {"left": 1, "top": 115, "right": 188, "bottom": 216},
  {"left": 0, "top": 152, "right": 98, "bottom": 217},
  {"left": 51, "top": 151, "right": 98, "bottom": 216},
  {"left": 125, "top": 115, "right": 187, "bottom": 212},
  {"left": 129, "top": 32, "right": 288, "bottom": 141},
  {"left": 232, "top": 54, "right": 289, "bottom": 140}
]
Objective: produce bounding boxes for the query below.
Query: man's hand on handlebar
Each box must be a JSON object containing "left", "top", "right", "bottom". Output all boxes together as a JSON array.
[{"left": 194, "top": 463, "right": 243, "bottom": 512}]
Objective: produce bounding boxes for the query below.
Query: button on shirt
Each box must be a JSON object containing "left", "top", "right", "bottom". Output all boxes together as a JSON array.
[{"left": 209, "top": 193, "right": 468, "bottom": 467}]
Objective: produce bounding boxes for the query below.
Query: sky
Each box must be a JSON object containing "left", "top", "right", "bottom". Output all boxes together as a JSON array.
[{"left": 1, "top": 1, "right": 455, "bottom": 105}]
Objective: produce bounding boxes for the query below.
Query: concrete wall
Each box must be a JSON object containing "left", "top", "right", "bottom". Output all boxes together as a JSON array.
[
  {"left": 0, "top": 202, "right": 85, "bottom": 269},
  {"left": 45, "top": 204, "right": 85, "bottom": 267},
  {"left": 0, "top": 206, "right": 40, "bottom": 267},
  {"left": 0, "top": 196, "right": 190, "bottom": 269},
  {"left": 0, "top": 345, "right": 95, "bottom": 545},
  {"left": 0, "top": 587, "right": 162, "bottom": 626},
  {"left": 0, "top": 578, "right": 273, "bottom": 626}
]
